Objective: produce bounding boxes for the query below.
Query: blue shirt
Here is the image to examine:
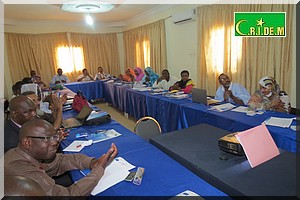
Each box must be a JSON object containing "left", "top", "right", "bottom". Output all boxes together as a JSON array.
[{"left": 215, "top": 82, "right": 250, "bottom": 105}]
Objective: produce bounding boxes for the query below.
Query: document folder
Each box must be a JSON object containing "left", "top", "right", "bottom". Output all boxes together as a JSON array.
[{"left": 235, "top": 124, "right": 279, "bottom": 168}]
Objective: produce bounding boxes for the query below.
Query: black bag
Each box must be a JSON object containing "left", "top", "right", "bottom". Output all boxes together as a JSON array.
[{"left": 83, "top": 114, "right": 111, "bottom": 126}]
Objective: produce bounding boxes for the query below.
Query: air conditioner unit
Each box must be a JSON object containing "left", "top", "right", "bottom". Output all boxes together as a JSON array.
[{"left": 172, "top": 8, "right": 197, "bottom": 24}]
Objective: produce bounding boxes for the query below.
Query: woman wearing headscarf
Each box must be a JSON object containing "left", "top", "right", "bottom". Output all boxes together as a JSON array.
[
  {"left": 142, "top": 67, "right": 159, "bottom": 87},
  {"left": 119, "top": 68, "right": 135, "bottom": 82},
  {"left": 134, "top": 67, "right": 145, "bottom": 82},
  {"left": 169, "top": 70, "right": 194, "bottom": 94},
  {"left": 247, "top": 76, "right": 290, "bottom": 113}
]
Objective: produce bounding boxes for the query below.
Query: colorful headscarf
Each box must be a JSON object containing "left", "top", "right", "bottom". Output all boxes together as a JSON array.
[
  {"left": 134, "top": 67, "right": 145, "bottom": 81},
  {"left": 259, "top": 76, "right": 275, "bottom": 91},
  {"left": 142, "top": 67, "right": 159, "bottom": 86},
  {"left": 122, "top": 68, "right": 135, "bottom": 82}
]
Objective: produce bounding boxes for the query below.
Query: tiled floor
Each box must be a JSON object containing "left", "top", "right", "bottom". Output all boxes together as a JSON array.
[{"left": 95, "top": 101, "right": 137, "bottom": 132}]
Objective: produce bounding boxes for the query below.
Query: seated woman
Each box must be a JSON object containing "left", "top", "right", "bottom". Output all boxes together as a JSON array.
[
  {"left": 248, "top": 76, "right": 290, "bottom": 113},
  {"left": 134, "top": 67, "right": 145, "bottom": 82},
  {"left": 142, "top": 67, "right": 159, "bottom": 87},
  {"left": 119, "top": 68, "right": 135, "bottom": 82},
  {"left": 169, "top": 70, "right": 194, "bottom": 94}
]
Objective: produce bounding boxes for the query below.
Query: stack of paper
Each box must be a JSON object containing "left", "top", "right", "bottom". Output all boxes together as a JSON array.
[
  {"left": 235, "top": 124, "right": 279, "bottom": 168},
  {"left": 212, "top": 103, "right": 235, "bottom": 112},
  {"left": 263, "top": 117, "right": 293, "bottom": 128},
  {"left": 81, "top": 157, "right": 136, "bottom": 195}
]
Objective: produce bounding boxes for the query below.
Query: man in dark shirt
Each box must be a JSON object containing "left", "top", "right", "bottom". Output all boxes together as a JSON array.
[
  {"left": 4, "top": 95, "right": 37, "bottom": 153},
  {"left": 5, "top": 119, "right": 118, "bottom": 196}
]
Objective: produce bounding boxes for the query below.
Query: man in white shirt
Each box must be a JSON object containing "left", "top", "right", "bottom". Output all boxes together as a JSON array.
[
  {"left": 215, "top": 73, "right": 250, "bottom": 105},
  {"left": 94, "top": 67, "right": 107, "bottom": 80},
  {"left": 77, "top": 69, "right": 93, "bottom": 82},
  {"left": 152, "top": 69, "right": 178, "bottom": 90},
  {"left": 50, "top": 68, "right": 70, "bottom": 85}
]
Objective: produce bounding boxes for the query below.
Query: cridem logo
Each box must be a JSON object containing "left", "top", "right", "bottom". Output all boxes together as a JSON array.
[{"left": 235, "top": 12, "right": 286, "bottom": 37}]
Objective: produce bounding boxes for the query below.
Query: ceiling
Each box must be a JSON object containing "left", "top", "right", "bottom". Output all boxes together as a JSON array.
[{"left": 4, "top": 4, "right": 166, "bottom": 26}]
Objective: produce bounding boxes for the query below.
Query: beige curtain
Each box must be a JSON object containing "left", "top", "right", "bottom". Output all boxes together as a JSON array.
[
  {"left": 123, "top": 19, "right": 167, "bottom": 74},
  {"left": 5, "top": 32, "right": 68, "bottom": 84},
  {"left": 70, "top": 32, "right": 120, "bottom": 78},
  {"left": 5, "top": 32, "right": 120, "bottom": 84},
  {"left": 197, "top": 4, "right": 294, "bottom": 96}
]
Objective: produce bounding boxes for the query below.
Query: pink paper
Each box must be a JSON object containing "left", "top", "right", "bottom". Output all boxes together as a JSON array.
[{"left": 235, "top": 124, "right": 280, "bottom": 168}]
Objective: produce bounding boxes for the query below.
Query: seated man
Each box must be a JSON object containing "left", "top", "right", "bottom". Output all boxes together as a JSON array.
[
  {"left": 5, "top": 175, "right": 46, "bottom": 196},
  {"left": 215, "top": 73, "right": 250, "bottom": 105},
  {"left": 50, "top": 68, "right": 70, "bottom": 85},
  {"left": 5, "top": 119, "right": 118, "bottom": 196},
  {"left": 77, "top": 68, "right": 93, "bottom": 82},
  {"left": 22, "top": 91, "right": 64, "bottom": 131},
  {"left": 152, "top": 69, "right": 178, "bottom": 91},
  {"left": 4, "top": 95, "right": 37, "bottom": 153},
  {"left": 94, "top": 66, "right": 108, "bottom": 80}
]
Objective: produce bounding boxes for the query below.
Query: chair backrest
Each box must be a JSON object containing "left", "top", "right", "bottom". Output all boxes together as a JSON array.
[{"left": 134, "top": 116, "right": 162, "bottom": 141}]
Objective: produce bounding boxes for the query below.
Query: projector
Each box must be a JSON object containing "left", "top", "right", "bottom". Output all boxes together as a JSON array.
[{"left": 218, "top": 132, "right": 245, "bottom": 156}]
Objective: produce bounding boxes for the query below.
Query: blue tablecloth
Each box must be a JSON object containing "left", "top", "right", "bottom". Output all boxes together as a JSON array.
[
  {"left": 75, "top": 81, "right": 298, "bottom": 153},
  {"left": 179, "top": 102, "right": 298, "bottom": 153},
  {"left": 61, "top": 109, "right": 228, "bottom": 197},
  {"left": 64, "top": 81, "right": 105, "bottom": 100}
]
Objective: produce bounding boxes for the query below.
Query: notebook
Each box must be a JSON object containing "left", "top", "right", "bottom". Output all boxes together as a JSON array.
[
  {"left": 62, "top": 105, "right": 93, "bottom": 129},
  {"left": 192, "top": 88, "right": 220, "bottom": 105},
  {"left": 235, "top": 124, "right": 280, "bottom": 168}
]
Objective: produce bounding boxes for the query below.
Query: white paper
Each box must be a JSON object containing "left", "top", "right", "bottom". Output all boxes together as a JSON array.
[
  {"left": 87, "top": 129, "right": 122, "bottom": 144},
  {"left": 169, "top": 94, "right": 189, "bottom": 99},
  {"left": 40, "top": 102, "right": 52, "bottom": 114},
  {"left": 176, "top": 190, "right": 201, "bottom": 196},
  {"left": 91, "top": 157, "right": 136, "bottom": 195},
  {"left": 62, "top": 140, "right": 92, "bottom": 152},
  {"left": 231, "top": 106, "right": 249, "bottom": 113},
  {"left": 213, "top": 103, "right": 235, "bottom": 112},
  {"left": 263, "top": 117, "right": 293, "bottom": 128},
  {"left": 132, "top": 87, "right": 148, "bottom": 91}
]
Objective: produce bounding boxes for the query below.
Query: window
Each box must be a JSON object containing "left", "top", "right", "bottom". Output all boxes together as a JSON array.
[
  {"left": 209, "top": 26, "right": 242, "bottom": 74},
  {"left": 135, "top": 40, "right": 150, "bottom": 67},
  {"left": 56, "top": 46, "right": 85, "bottom": 73}
]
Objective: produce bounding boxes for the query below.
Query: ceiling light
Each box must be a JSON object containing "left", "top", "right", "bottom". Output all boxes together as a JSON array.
[
  {"left": 61, "top": 1, "right": 115, "bottom": 13},
  {"left": 86, "top": 14, "right": 93, "bottom": 25}
]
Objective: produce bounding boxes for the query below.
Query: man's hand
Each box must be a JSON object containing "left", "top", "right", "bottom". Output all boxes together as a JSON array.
[
  {"left": 57, "top": 128, "right": 69, "bottom": 141},
  {"left": 224, "top": 90, "right": 232, "bottom": 101},
  {"left": 91, "top": 143, "right": 118, "bottom": 169}
]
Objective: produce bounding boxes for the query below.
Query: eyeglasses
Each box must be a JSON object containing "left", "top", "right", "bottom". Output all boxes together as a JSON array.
[{"left": 28, "top": 135, "right": 60, "bottom": 143}]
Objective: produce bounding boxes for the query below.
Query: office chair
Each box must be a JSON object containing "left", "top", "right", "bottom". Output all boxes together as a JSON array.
[{"left": 134, "top": 116, "right": 162, "bottom": 141}]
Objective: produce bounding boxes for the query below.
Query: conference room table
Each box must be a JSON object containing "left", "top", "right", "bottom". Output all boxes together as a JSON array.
[
  {"left": 149, "top": 123, "right": 297, "bottom": 197},
  {"left": 64, "top": 80, "right": 105, "bottom": 100},
  {"left": 61, "top": 81, "right": 298, "bottom": 153},
  {"left": 60, "top": 106, "right": 229, "bottom": 197},
  {"left": 101, "top": 82, "right": 298, "bottom": 153}
]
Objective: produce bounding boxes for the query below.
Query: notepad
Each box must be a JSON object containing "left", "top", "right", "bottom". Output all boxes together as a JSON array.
[
  {"left": 235, "top": 124, "right": 279, "bottom": 168},
  {"left": 62, "top": 140, "right": 93, "bottom": 152},
  {"left": 80, "top": 157, "right": 136, "bottom": 195}
]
